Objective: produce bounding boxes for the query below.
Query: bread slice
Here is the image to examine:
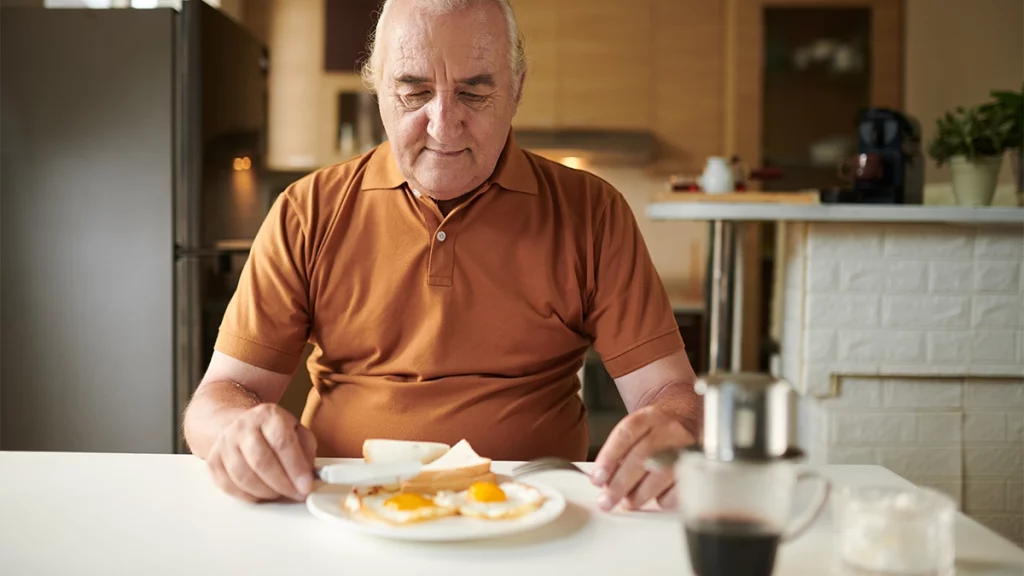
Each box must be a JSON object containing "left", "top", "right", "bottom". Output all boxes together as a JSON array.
[
  {"left": 401, "top": 470, "right": 498, "bottom": 494},
  {"left": 400, "top": 439, "right": 492, "bottom": 491},
  {"left": 419, "top": 439, "right": 491, "bottom": 474},
  {"left": 362, "top": 439, "right": 451, "bottom": 465}
]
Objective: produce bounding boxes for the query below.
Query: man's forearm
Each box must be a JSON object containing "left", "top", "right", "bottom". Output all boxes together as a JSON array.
[
  {"left": 182, "top": 381, "right": 262, "bottom": 460},
  {"left": 637, "top": 380, "right": 704, "bottom": 441}
]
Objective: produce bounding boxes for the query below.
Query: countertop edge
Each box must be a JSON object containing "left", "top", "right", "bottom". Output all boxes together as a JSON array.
[{"left": 646, "top": 202, "right": 1024, "bottom": 224}]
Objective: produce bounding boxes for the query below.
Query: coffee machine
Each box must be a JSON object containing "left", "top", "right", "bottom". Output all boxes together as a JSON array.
[{"left": 850, "top": 107, "right": 925, "bottom": 204}]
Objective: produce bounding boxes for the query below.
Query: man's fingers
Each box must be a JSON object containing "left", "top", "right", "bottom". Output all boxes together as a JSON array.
[
  {"left": 625, "top": 469, "right": 674, "bottom": 510},
  {"left": 207, "top": 450, "right": 258, "bottom": 502},
  {"left": 241, "top": 431, "right": 303, "bottom": 500},
  {"left": 592, "top": 416, "right": 653, "bottom": 486},
  {"left": 222, "top": 445, "right": 278, "bottom": 501},
  {"left": 656, "top": 485, "right": 677, "bottom": 510},
  {"left": 599, "top": 433, "right": 654, "bottom": 510},
  {"left": 261, "top": 416, "right": 313, "bottom": 497},
  {"left": 297, "top": 425, "right": 317, "bottom": 464}
]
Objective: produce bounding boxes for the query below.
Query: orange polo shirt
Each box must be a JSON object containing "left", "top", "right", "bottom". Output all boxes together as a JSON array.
[{"left": 214, "top": 131, "right": 685, "bottom": 461}]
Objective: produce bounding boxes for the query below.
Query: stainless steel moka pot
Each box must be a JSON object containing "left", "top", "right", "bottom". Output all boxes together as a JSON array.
[
  {"left": 648, "top": 372, "right": 801, "bottom": 470},
  {"left": 697, "top": 372, "right": 796, "bottom": 462}
]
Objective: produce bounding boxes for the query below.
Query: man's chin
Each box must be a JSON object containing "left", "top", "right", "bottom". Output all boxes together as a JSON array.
[{"left": 412, "top": 167, "right": 483, "bottom": 200}]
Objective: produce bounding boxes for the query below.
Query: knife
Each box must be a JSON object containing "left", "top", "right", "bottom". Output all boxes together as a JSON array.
[{"left": 313, "top": 460, "right": 423, "bottom": 486}]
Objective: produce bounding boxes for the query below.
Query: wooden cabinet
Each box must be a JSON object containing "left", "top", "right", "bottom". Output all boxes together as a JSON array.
[
  {"left": 323, "top": 0, "right": 378, "bottom": 73},
  {"left": 266, "top": 0, "right": 321, "bottom": 169},
  {"left": 512, "top": 0, "right": 655, "bottom": 131},
  {"left": 510, "top": 0, "right": 727, "bottom": 172},
  {"left": 556, "top": 0, "right": 652, "bottom": 130},
  {"left": 728, "top": 0, "right": 904, "bottom": 170},
  {"left": 651, "top": 0, "right": 725, "bottom": 166},
  {"left": 510, "top": 0, "right": 559, "bottom": 128}
]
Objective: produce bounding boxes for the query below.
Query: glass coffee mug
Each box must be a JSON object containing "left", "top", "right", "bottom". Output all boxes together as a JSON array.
[{"left": 675, "top": 447, "right": 831, "bottom": 576}]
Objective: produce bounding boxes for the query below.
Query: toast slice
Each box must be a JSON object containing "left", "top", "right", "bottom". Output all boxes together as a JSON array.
[
  {"left": 400, "top": 439, "right": 492, "bottom": 491},
  {"left": 400, "top": 470, "right": 498, "bottom": 495},
  {"left": 362, "top": 439, "right": 451, "bottom": 465}
]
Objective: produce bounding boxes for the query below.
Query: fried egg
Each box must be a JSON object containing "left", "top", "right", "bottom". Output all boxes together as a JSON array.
[
  {"left": 347, "top": 488, "right": 457, "bottom": 525},
  {"left": 433, "top": 481, "right": 546, "bottom": 520}
]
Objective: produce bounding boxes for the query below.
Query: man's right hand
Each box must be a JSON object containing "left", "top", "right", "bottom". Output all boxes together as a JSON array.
[{"left": 206, "top": 403, "right": 317, "bottom": 502}]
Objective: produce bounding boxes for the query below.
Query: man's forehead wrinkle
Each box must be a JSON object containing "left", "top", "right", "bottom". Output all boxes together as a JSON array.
[{"left": 382, "top": 2, "right": 510, "bottom": 86}]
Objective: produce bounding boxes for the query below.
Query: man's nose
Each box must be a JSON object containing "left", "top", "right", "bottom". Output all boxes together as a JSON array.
[{"left": 426, "top": 92, "right": 464, "bottom": 144}]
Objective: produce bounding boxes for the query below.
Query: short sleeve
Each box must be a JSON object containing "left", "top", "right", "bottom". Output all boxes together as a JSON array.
[
  {"left": 584, "top": 188, "right": 685, "bottom": 378},
  {"left": 214, "top": 191, "right": 311, "bottom": 374}
]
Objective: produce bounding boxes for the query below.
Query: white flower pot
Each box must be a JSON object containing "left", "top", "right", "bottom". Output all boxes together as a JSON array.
[{"left": 949, "top": 155, "right": 1003, "bottom": 206}]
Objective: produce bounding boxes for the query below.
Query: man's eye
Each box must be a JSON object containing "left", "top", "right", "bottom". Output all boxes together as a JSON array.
[
  {"left": 404, "top": 91, "right": 432, "bottom": 101},
  {"left": 460, "top": 92, "right": 486, "bottom": 102}
]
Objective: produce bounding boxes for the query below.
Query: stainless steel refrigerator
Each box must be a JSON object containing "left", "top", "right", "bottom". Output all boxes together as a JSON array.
[{"left": 1, "top": 1, "right": 271, "bottom": 454}]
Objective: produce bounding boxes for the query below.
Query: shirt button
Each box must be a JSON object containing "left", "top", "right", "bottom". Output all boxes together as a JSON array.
[
  {"left": 413, "top": 189, "right": 422, "bottom": 198},
  {"left": 436, "top": 230, "right": 447, "bottom": 242}
]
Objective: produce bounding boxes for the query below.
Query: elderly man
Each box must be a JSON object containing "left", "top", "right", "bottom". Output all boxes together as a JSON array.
[{"left": 183, "top": 0, "right": 702, "bottom": 512}]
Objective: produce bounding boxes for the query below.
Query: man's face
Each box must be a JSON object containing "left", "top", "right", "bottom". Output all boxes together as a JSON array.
[{"left": 377, "top": 0, "right": 521, "bottom": 200}]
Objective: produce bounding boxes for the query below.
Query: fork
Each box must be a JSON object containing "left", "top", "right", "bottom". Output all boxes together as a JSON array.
[{"left": 510, "top": 457, "right": 590, "bottom": 479}]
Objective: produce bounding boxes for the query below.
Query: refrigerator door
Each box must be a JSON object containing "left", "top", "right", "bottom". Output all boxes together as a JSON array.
[
  {"left": 1, "top": 7, "right": 177, "bottom": 453},
  {"left": 173, "top": 0, "right": 270, "bottom": 453}
]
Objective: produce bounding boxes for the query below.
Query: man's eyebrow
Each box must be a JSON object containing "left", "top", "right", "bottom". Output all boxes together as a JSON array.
[
  {"left": 458, "top": 74, "right": 495, "bottom": 87},
  {"left": 395, "top": 75, "right": 430, "bottom": 85},
  {"left": 393, "top": 74, "right": 495, "bottom": 87}
]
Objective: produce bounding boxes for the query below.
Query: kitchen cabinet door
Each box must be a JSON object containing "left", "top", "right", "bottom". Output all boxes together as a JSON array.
[
  {"left": 556, "top": 0, "right": 653, "bottom": 130},
  {"left": 511, "top": 0, "right": 559, "bottom": 128},
  {"left": 323, "top": 0, "right": 378, "bottom": 73}
]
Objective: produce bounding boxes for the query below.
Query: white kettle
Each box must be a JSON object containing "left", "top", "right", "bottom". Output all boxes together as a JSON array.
[{"left": 698, "top": 157, "right": 735, "bottom": 194}]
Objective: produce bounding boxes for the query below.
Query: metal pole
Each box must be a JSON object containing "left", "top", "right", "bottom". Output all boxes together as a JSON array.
[{"left": 706, "top": 220, "right": 737, "bottom": 373}]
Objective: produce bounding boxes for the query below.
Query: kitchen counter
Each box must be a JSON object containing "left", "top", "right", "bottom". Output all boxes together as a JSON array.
[
  {"left": 647, "top": 201, "right": 1024, "bottom": 224},
  {"left": 1, "top": 451, "right": 1022, "bottom": 575}
]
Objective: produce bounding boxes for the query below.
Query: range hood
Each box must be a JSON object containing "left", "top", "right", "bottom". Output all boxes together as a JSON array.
[{"left": 512, "top": 128, "right": 657, "bottom": 166}]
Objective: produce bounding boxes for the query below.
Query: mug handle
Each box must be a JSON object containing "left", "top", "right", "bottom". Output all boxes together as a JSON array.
[{"left": 780, "top": 470, "right": 832, "bottom": 542}]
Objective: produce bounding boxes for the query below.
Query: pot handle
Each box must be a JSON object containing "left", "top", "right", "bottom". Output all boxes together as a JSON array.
[{"left": 781, "top": 470, "right": 831, "bottom": 542}]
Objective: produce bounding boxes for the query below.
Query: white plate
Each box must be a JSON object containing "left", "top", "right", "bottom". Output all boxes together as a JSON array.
[{"left": 305, "top": 476, "right": 567, "bottom": 542}]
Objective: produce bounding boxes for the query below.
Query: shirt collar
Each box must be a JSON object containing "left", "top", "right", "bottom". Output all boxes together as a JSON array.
[{"left": 360, "top": 129, "right": 539, "bottom": 195}]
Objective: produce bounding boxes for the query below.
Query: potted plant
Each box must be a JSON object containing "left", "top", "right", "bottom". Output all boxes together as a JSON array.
[
  {"left": 989, "top": 83, "right": 1023, "bottom": 205},
  {"left": 927, "top": 99, "right": 1017, "bottom": 206}
]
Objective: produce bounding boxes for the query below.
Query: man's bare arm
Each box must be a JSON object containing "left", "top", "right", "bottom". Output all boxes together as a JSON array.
[
  {"left": 183, "top": 351, "right": 315, "bottom": 501},
  {"left": 591, "top": 348, "right": 703, "bottom": 510},
  {"left": 182, "top": 351, "right": 294, "bottom": 459},
  {"left": 612, "top": 348, "right": 703, "bottom": 438}
]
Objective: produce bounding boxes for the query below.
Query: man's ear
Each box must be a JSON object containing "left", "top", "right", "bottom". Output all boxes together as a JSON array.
[{"left": 513, "top": 69, "right": 527, "bottom": 106}]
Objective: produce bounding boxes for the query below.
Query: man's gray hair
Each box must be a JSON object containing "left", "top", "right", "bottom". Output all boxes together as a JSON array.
[{"left": 360, "top": 0, "right": 527, "bottom": 96}]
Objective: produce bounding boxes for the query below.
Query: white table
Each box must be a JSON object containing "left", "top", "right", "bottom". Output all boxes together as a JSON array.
[{"left": 2, "top": 452, "right": 1022, "bottom": 575}]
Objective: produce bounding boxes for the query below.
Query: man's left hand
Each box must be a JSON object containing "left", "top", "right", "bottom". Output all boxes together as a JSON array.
[{"left": 591, "top": 405, "right": 696, "bottom": 511}]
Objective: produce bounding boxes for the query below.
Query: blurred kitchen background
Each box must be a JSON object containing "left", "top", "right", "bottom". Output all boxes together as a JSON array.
[{"left": 1, "top": 0, "right": 1021, "bottom": 462}]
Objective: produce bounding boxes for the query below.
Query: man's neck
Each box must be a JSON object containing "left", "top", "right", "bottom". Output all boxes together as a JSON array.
[{"left": 430, "top": 188, "right": 477, "bottom": 217}]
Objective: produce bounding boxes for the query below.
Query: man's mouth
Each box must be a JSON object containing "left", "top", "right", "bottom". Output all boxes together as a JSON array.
[{"left": 426, "top": 148, "right": 467, "bottom": 158}]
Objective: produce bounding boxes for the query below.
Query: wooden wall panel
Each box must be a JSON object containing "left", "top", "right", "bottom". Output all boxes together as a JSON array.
[
  {"left": 511, "top": 0, "right": 559, "bottom": 128},
  {"left": 870, "top": 1, "right": 904, "bottom": 109},
  {"left": 652, "top": 0, "right": 725, "bottom": 170},
  {"left": 266, "top": 0, "right": 322, "bottom": 169},
  {"left": 556, "top": 0, "right": 653, "bottom": 130}
]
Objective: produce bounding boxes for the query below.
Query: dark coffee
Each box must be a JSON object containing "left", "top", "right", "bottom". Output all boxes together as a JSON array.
[{"left": 685, "top": 516, "right": 781, "bottom": 576}]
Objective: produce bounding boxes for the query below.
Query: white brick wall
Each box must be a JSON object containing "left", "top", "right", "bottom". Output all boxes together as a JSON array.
[
  {"left": 780, "top": 222, "right": 1024, "bottom": 545},
  {"left": 806, "top": 375, "right": 1024, "bottom": 544},
  {"left": 783, "top": 223, "right": 1024, "bottom": 392}
]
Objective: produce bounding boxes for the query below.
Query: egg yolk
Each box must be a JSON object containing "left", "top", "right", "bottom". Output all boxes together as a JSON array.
[
  {"left": 383, "top": 493, "right": 434, "bottom": 511},
  {"left": 468, "top": 481, "right": 507, "bottom": 503}
]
